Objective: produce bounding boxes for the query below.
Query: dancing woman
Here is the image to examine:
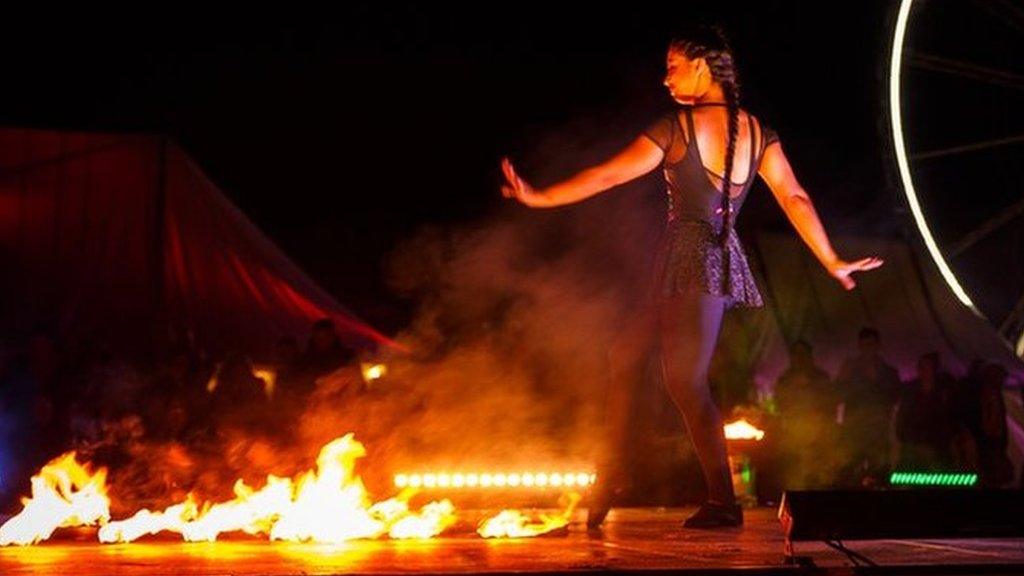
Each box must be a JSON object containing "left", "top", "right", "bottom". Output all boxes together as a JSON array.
[{"left": 501, "top": 26, "right": 882, "bottom": 528}]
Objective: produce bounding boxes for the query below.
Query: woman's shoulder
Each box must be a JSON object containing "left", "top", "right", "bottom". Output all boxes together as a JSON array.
[{"left": 747, "top": 111, "right": 780, "bottom": 149}]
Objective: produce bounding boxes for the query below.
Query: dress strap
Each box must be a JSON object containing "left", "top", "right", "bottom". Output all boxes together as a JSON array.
[
  {"left": 682, "top": 106, "right": 698, "bottom": 147},
  {"left": 745, "top": 113, "right": 757, "bottom": 191}
]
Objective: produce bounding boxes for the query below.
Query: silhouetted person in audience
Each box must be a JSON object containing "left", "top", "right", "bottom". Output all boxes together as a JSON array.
[
  {"left": 766, "top": 340, "right": 839, "bottom": 495},
  {"left": 975, "top": 363, "right": 1011, "bottom": 487},
  {"left": 774, "top": 340, "right": 834, "bottom": 417},
  {"left": 272, "top": 336, "right": 301, "bottom": 389},
  {"left": 206, "top": 353, "right": 270, "bottom": 435},
  {"left": 950, "top": 359, "right": 985, "bottom": 472},
  {"left": 834, "top": 327, "right": 901, "bottom": 487},
  {"left": 895, "top": 352, "right": 955, "bottom": 471},
  {"left": 293, "top": 319, "right": 353, "bottom": 399}
]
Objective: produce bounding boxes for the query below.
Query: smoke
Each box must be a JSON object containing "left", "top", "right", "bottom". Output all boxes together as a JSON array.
[
  {"left": 293, "top": 200, "right": 660, "bottom": 497},
  {"left": 280, "top": 107, "right": 668, "bottom": 498}
]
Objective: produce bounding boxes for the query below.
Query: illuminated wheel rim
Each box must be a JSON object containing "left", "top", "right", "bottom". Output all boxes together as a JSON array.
[{"left": 890, "top": 0, "right": 1024, "bottom": 355}]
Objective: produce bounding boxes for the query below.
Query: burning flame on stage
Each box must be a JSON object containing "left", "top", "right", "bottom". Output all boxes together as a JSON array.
[
  {"left": 722, "top": 418, "right": 765, "bottom": 441},
  {"left": 1, "top": 420, "right": 763, "bottom": 545},
  {"left": 0, "top": 434, "right": 579, "bottom": 545}
]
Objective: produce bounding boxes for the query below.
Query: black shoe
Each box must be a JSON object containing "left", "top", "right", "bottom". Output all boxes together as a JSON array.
[
  {"left": 586, "top": 471, "right": 628, "bottom": 530},
  {"left": 682, "top": 501, "right": 743, "bottom": 528}
]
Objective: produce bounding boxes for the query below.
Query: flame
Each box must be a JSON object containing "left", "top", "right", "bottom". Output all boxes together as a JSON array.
[
  {"left": 0, "top": 452, "right": 110, "bottom": 546},
  {"left": 96, "top": 434, "right": 456, "bottom": 544},
  {"left": 723, "top": 418, "right": 765, "bottom": 441},
  {"left": 182, "top": 476, "right": 294, "bottom": 542},
  {"left": 360, "top": 363, "right": 387, "bottom": 384},
  {"left": 98, "top": 495, "right": 199, "bottom": 543},
  {"left": 0, "top": 435, "right": 601, "bottom": 545},
  {"left": 388, "top": 499, "right": 456, "bottom": 539},
  {"left": 269, "top": 435, "right": 386, "bottom": 543},
  {"left": 477, "top": 491, "right": 580, "bottom": 538}
]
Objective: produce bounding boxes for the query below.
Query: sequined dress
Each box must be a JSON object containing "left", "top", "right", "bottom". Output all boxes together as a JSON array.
[{"left": 642, "top": 105, "right": 779, "bottom": 309}]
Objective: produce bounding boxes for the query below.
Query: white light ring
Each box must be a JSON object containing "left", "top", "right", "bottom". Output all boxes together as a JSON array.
[{"left": 889, "top": 0, "right": 980, "bottom": 313}]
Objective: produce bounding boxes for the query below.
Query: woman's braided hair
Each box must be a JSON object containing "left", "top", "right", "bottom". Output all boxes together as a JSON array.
[{"left": 669, "top": 25, "right": 740, "bottom": 245}]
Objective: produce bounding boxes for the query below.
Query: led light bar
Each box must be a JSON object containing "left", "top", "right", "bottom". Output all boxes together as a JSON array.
[
  {"left": 394, "top": 472, "right": 596, "bottom": 490},
  {"left": 889, "top": 472, "right": 978, "bottom": 487}
]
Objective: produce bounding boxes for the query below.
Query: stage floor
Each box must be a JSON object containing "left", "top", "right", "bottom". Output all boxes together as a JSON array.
[{"left": 2, "top": 507, "right": 1023, "bottom": 575}]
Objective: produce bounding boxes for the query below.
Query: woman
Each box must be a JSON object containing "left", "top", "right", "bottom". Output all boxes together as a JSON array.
[{"left": 501, "top": 26, "right": 883, "bottom": 528}]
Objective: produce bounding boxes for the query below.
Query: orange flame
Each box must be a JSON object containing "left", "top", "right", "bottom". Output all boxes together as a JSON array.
[
  {"left": 94, "top": 434, "right": 456, "bottom": 544},
  {"left": 0, "top": 452, "right": 110, "bottom": 546},
  {"left": 723, "top": 418, "right": 765, "bottom": 441},
  {"left": 477, "top": 491, "right": 580, "bottom": 538},
  {"left": 388, "top": 499, "right": 457, "bottom": 539},
  {"left": 182, "top": 476, "right": 294, "bottom": 542},
  {"left": 98, "top": 495, "right": 199, "bottom": 543}
]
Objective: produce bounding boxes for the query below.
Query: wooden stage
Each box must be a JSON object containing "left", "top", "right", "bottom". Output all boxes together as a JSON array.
[{"left": 2, "top": 507, "right": 1023, "bottom": 575}]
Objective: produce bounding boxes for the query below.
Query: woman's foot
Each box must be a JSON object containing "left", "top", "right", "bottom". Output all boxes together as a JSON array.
[
  {"left": 586, "top": 467, "right": 629, "bottom": 530},
  {"left": 682, "top": 501, "right": 743, "bottom": 528}
]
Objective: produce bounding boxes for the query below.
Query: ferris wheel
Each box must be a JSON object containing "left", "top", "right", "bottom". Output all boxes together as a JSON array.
[{"left": 890, "top": 0, "right": 1024, "bottom": 356}]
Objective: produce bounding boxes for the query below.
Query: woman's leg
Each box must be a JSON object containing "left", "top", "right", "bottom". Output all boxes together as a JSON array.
[
  {"left": 588, "top": 307, "right": 658, "bottom": 528},
  {"left": 600, "top": 307, "right": 658, "bottom": 472},
  {"left": 657, "top": 292, "right": 734, "bottom": 505}
]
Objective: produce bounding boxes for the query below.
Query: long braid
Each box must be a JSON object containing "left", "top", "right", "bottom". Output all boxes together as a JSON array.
[
  {"left": 710, "top": 54, "right": 740, "bottom": 245},
  {"left": 670, "top": 26, "right": 741, "bottom": 245}
]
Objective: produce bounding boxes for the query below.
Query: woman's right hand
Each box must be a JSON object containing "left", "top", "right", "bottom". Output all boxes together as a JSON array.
[
  {"left": 828, "top": 256, "right": 884, "bottom": 290},
  {"left": 500, "top": 157, "right": 548, "bottom": 207}
]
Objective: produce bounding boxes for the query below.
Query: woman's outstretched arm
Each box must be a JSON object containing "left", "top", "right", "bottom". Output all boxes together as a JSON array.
[
  {"left": 501, "top": 135, "right": 664, "bottom": 208},
  {"left": 758, "top": 140, "right": 883, "bottom": 290}
]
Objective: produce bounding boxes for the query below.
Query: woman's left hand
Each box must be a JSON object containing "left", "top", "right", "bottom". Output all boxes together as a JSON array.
[
  {"left": 828, "top": 257, "right": 884, "bottom": 290},
  {"left": 500, "top": 157, "right": 548, "bottom": 207}
]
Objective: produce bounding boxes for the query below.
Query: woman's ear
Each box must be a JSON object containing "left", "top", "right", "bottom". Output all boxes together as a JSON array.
[{"left": 694, "top": 57, "right": 708, "bottom": 76}]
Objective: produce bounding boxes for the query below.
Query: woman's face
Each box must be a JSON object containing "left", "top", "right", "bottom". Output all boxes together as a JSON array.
[{"left": 663, "top": 49, "right": 706, "bottom": 104}]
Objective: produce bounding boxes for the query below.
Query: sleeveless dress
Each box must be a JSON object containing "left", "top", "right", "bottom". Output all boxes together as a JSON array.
[{"left": 641, "top": 105, "right": 779, "bottom": 310}]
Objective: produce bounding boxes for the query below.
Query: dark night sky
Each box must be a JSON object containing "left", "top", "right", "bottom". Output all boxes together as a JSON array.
[{"left": 7, "top": 1, "right": 1010, "bottom": 334}]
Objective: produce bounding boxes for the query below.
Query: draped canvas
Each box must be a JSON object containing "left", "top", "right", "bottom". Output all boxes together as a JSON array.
[{"left": 0, "top": 127, "right": 392, "bottom": 359}]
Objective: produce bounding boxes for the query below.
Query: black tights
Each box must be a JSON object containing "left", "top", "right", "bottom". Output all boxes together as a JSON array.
[{"left": 602, "top": 291, "right": 734, "bottom": 505}]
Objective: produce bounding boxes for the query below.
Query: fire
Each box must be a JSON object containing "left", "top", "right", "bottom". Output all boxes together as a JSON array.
[
  {"left": 0, "top": 452, "right": 110, "bottom": 546},
  {"left": 98, "top": 495, "right": 198, "bottom": 543},
  {"left": 87, "top": 434, "right": 457, "bottom": 545},
  {"left": 269, "top": 435, "right": 386, "bottom": 543},
  {"left": 723, "top": 418, "right": 765, "bottom": 441},
  {"left": 183, "top": 476, "right": 294, "bottom": 542},
  {"left": 387, "top": 499, "right": 456, "bottom": 539},
  {"left": 3, "top": 435, "right": 587, "bottom": 545},
  {"left": 360, "top": 363, "right": 387, "bottom": 384},
  {"left": 477, "top": 491, "right": 581, "bottom": 538}
]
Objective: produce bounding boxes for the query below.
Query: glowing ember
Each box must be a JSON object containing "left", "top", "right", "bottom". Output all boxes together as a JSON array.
[
  {"left": 723, "top": 418, "right": 765, "bottom": 441},
  {"left": 0, "top": 452, "right": 110, "bottom": 546},
  {"left": 360, "top": 363, "right": 387, "bottom": 384},
  {"left": 253, "top": 367, "right": 277, "bottom": 396},
  {"left": 395, "top": 471, "right": 596, "bottom": 490},
  {"left": 477, "top": 492, "right": 581, "bottom": 538}
]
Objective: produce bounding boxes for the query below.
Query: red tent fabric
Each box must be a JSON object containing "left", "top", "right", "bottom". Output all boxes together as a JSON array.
[{"left": 0, "top": 127, "right": 393, "bottom": 358}]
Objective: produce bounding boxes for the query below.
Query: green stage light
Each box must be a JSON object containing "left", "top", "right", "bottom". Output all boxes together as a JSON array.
[{"left": 889, "top": 472, "right": 977, "bottom": 487}]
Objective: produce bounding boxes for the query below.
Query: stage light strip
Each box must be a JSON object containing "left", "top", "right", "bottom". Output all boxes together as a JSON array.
[
  {"left": 889, "top": 472, "right": 978, "bottom": 486},
  {"left": 394, "top": 472, "right": 596, "bottom": 490},
  {"left": 889, "top": 0, "right": 978, "bottom": 313}
]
